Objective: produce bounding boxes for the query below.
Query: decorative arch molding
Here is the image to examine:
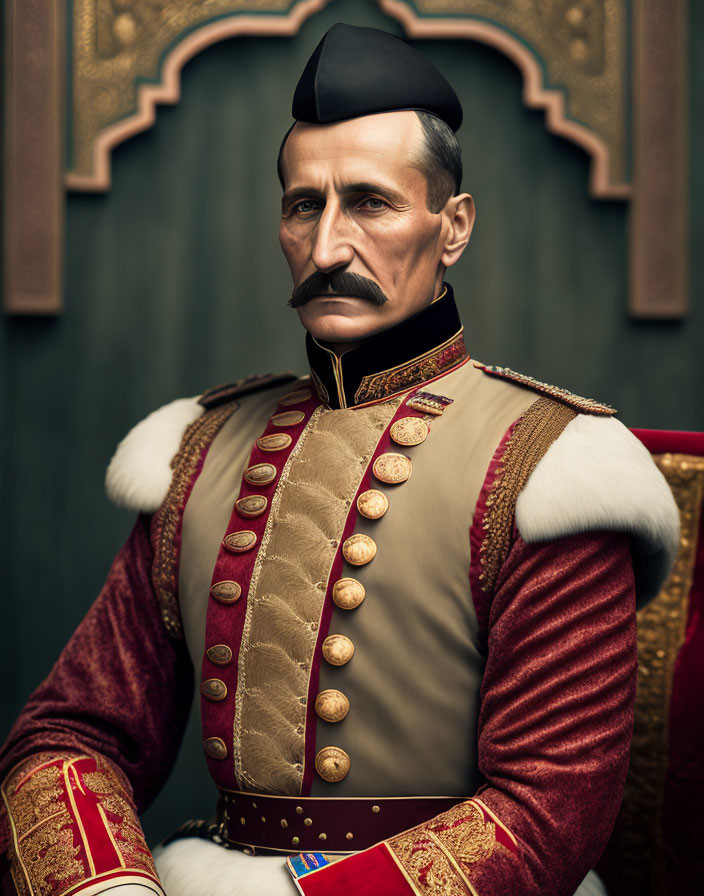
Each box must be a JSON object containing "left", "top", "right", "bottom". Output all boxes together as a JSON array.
[
  {"left": 4, "top": 0, "right": 688, "bottom": 317},
  {"left": 66, "top": 0, "right": 629, "bottom": 198},
  {"left": 381, "top": 0, "right": 628, "bottom": 200}
]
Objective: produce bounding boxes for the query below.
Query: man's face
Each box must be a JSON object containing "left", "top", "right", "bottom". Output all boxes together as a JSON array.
[{"left": 279, "top": 111, "right": 452, "bottom": 344}]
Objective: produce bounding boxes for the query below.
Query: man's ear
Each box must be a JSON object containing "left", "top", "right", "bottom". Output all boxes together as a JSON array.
[{"left": 440, "top": 194, "right": 475, "bottom": 268}]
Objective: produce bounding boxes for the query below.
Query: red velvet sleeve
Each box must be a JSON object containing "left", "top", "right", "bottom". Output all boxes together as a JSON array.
[
  {"left": 0, "top": 515, "right": 194, "bottom": 896},
  {"left": 298, "top": 531, "right": 637, "bottom": 896}
]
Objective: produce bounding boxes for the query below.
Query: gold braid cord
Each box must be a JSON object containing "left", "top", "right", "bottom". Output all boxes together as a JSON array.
[
  {"left": 480, "top": 397, "right": 577, "bottom": 593},
  {"left": 151, "top": 402, "right": 239, "bottom": 638},
  {"left": 1, "top": 752, "right": 162, "bottom": 896},
  {"left": 386, "top": 799, "right": 518, "bottom": 895}
]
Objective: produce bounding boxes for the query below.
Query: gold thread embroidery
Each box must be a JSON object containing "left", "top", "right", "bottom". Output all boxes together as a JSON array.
[
  {"left": 2, "top": 758, "right": 83, "bottom": 896},
  {"left": 64, "top": 762, "right": 95, "bottom": 876},
  {"left": 480, "top": 397, "right": 576, "bottom": 593},
  {"left": 233, "top": 406, "right": 324, "bottom": 791},
  {"left": 428, "top": 802, "right": 496, "bottom": 866},
  {"left": 355, "top": 331, "right": 468, "bottom": 405},
  {"left": 387, "top": 800, "right": 502, "bottom": 895},
  {"left": 8, "top": 765, "right": 64, "bottom": 832},
  {"left": 152, "top": 402, "right": 239, "bottom": 638},
  {"left": 233, "top": 399, "right": 403, "bottom": 794},
  {"left": 83, "top": 769, "right": 157, "bottom": 875},
  {"left": 2, "top": 754, "right": 161, "bottom": 896},
  {"left": 385, "top": 843, "right": 426, "bottom": 896},
  {"left": 310, "top": 368, "right": 329, "bottom": 405},
  {"left": 21, "top": 814, "right": 81, "bottom": 894},
  {"left": 608, "top": 454, "right": 704, "bottom": 895}
]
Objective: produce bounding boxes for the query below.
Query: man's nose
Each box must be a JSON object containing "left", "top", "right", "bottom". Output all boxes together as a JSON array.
[{"left": 311, "top": 204, "right": 354, "bottom": 272}]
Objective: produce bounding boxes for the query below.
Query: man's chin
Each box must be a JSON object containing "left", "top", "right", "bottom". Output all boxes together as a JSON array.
[{"left": 296, "top": 301, "right": 387, "bottom": 344}]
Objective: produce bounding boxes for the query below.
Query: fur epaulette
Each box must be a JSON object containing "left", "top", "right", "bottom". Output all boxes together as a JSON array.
[
  {"left": 106, "top": 373, "right": 302, "bottom": 513},
  {"left": 516, "top": 414, "right": 680, "bottom": 606},
  {"left": 199, "top": 372, "right": 299, "bottom": 410},
  {"left": 474, "top": 362, "right": 616, "bottom": 416}
]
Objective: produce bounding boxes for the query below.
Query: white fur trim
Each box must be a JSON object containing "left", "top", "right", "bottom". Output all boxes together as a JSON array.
[
  {"left": 105, "top": 398, "right": 204, "bottom": 513},
  {"left": 153, "top": 839, "right": 295, "bottom": 896},
  {"left": 515, "top": 415, "right": 680, "bottom": 605}
]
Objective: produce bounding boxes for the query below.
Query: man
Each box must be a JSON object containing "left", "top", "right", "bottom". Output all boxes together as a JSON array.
[{"left": 0, "top": 24, "right": 679, "bottom": 896}]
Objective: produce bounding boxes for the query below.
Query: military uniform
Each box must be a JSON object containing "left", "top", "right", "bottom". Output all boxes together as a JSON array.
[{"left": 0, "top": 286, "right": 679, "bottom": 896}]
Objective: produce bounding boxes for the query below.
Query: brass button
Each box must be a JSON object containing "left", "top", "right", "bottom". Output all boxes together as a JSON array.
[
  {"left": 210, "top": 581, "right": 241, "bottom": 604},
  {"left": 236, "top": 495, "right": 268, "bottom": 518},
  {"left": 346, "top": 832, "right": 354, "bottom": 841},
  {"left": 201, "top": 679, "right": 227, "bottom": 701},
  {"left": 223, "top": 530, "right": 257, "bottom": 553},
  {"left": 342, "top": 534, "right": 377, "bottom": 566},
  {"left": 206, "top": 644, "right": 233, "bottom": 665},
  {"left": 319, "top": 833, "right": 327, "bottom": 841},
  {"left": 332, "top": 578, "right": 365, "bottom": 610},
  {"left": 295, "top": 806, "right": 303, "bottom": 815},
  {"left": 244, "top": 463, "right": 277, "bottom": 486},
  {"left": 356, "top": 489, "right": 389, "bottom": 520},
  {"left": 315, "top": 689, "right": 350, "bottom": 723},
  {"left": 315, "top": 746, "right": 350, "bottom": 783},
  {"left": 390, "top": 417, "right": 429, "bottom": 446},
  {"left": 372, "top": 805, "right": 380, "bottom": 814},
  {"left": 257, "top": 433, "right": 292, "bottom": 452},
  {"left": 304, "top": 817, "right": 313, "bottom": 827},
  {"left": 279, "top": 389, "right": 312, "bottom": 406},
  {"left": 291, "top": 836, "right": 300, "bottom": 846},
  {"left": 203, "top": 737, "right": 227, "bottom": 759},
  {"left": 373, "top": 453, "right": 412, "bottom": 484},
  {"left": 322, "top": 634, "right": 355, "bottom": 666},
  {"left": 271, "top": 410, "right": 305, "bottom": 427},
  {"left": 280, "top": 819, "right": 288, "bottom": 828}
]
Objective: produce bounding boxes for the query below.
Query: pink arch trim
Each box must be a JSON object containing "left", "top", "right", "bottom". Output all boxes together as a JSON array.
[
  {"left": 65, "top": 0, "right": 630, "bottom": 199},
  {"left": 65, "top": 0, "right": 332, "bottom": 191}
]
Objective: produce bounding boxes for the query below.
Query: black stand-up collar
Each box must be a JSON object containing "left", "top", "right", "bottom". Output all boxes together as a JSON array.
[{"left": 306, "top": 284, "right": 468, "bottom": 409}]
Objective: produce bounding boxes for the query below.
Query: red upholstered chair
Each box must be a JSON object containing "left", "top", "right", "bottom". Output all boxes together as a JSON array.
[{"left": 600, "top": 431, "right": 704, "bottom": 896}]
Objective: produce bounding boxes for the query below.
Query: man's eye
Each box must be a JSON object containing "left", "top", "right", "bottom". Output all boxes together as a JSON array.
[
  {"left": 294, "top": 200, "right": 320, "bottom": 215},
  {"left": 360, "top": 197, "right": 387, "bottom": 210}
]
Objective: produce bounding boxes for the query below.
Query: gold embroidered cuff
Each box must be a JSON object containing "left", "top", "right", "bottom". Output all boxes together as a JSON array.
[
  {"left": 385, "top": 798, "right": 518, "bottom": 896},
  {"left": 1, "top": 753, "right": 163, "bottom": 896}
]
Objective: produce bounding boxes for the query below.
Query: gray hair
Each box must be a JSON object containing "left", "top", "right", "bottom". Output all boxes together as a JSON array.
[{"left": 412, "top": 111, "right": 462, "bottom": 213}]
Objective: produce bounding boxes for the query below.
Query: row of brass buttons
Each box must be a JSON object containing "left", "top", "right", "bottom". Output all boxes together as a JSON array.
[
  {"left": 314, "top": 414, "right": 430, "bottom": 783},
  {"left": 202, "top": 388, "right": 312, "bottom": 761}
]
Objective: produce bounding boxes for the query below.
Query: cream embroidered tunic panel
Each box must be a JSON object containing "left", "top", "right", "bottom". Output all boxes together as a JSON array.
[{"left": 178, "top": 363, "right": 536, "bottom": 798}]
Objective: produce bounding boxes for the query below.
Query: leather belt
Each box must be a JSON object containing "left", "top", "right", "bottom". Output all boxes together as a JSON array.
[{"left": 217, "top": 789, "right": 464, "bottom": 853}]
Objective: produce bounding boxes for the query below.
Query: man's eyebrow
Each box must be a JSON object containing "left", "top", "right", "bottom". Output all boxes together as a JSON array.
[
  {"left": 341, "top": 182, "right": 406, "bottom": 204},
  {"left": 282, "top": 187, "right": 325, "bottom": 206}
]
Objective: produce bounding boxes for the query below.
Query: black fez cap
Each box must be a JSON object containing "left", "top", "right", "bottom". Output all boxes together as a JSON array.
[{"left": 292, "top": 23, "right": 462, "bottom": 132}]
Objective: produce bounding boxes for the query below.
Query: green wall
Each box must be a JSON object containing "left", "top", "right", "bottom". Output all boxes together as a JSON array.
[{"left": 2, "top": 0, "right": 702, "bottom": 843}]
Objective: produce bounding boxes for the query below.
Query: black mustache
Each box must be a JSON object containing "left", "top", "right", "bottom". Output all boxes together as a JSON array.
[{"left": 288, "top": 271, "right": 388, "bottom": 308}]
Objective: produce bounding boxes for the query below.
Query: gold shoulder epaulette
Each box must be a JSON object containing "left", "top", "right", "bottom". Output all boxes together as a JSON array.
[
  {"left": 199, "top": 372, "right": 300, "bottom": 410},
  {"left": 474, "top": 362, "right": 617, "bottom": 416}
]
